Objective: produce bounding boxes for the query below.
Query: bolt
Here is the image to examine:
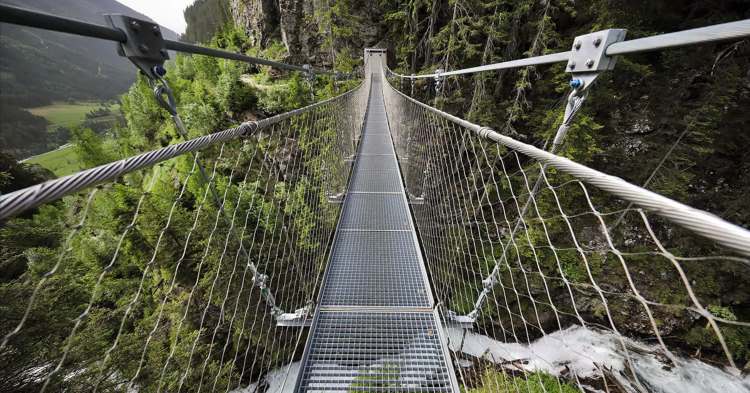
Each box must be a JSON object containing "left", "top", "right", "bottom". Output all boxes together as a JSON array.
[
  {"left": 159, "top": 49, "right": 168, "bottom": 58},
  {"left": 574, "top": 41, "right": 582, "bottom": 50},
  {"left": 568, "top": 61, "right": 576, "bottom": 70},
  {"left": 152, "top": 25, "right": 160, "bottom": 35},
  {"left": 594, "top": 37, "right": 602, "bottom": 47},
  {"left": 130, "top": 20, "right": 140, "bottom": 30},
  {"left": 138, "top": 44, "right": 149, "bottom": 53},
  {"left": 585, "top": 58, "right": 595, "bottom": 68},
  {"left": 153, "top": 65, "right": 167, "bottom": 77}
]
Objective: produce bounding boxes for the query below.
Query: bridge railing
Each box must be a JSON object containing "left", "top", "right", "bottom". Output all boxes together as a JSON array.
[
  {"left": 0, "top": 80, "right": 368, "bottom": 391},
  {"left": 381, "top": 62, "right": 750, "bottom": 391}
]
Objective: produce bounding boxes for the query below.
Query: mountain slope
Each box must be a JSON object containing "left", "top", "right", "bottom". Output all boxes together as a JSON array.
[{"left": 0, "top": 0, "right": 180, "bottom": 106}]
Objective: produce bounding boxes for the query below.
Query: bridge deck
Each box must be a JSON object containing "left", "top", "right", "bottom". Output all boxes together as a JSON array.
[{"left": 294, "top": 73, "right": 459, "bottom": 392}]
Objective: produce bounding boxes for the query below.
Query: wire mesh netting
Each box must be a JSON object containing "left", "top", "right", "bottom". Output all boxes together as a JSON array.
[
  {"left": 383, "top": 70, "right": 750, "bottom": 393},
  {"left": 0, "top": 82, "right": 368, "bottom": 392},
  {"left": 296, "top": 68, "right": 458, "bottom": 392}
]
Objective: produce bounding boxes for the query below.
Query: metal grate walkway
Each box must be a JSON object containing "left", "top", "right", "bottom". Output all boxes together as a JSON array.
[{"left": 294, "top": 59, "right": 459, "bottom": 392}]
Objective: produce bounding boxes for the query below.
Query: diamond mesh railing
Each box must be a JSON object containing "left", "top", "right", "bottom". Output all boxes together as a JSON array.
[
  {"left": 293, "top": 58, "right": 459, "bottom": 393},
  {"left": 0, "top": 81, "right": 368, "bottom": 392},
  {"left": 383, "top": 67, "right": 750, "bottom": 392}
]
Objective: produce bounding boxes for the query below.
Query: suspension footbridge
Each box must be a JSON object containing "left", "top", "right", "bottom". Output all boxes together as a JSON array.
[{"left": 1, "top": 4, "right": 750, "bottom": 392}]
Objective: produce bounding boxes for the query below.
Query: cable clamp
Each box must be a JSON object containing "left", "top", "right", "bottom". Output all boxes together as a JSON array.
[
  {"left": 434, "top": 68, "right": 445, "bottom": 93},
  {"left": 476, "top": 126, "right": 494, "bottom": 139},
  {"left": 240, "top": 121, "right": 259, "bottom": 137},
  {"left": 481, "top": 275, "right": 497, "bottom": 290},
  {"left": 151, "top": 77, "right": 177, "bottom": 116},
  {"left": 303, "top": 64, "right": 315, "bottom": 80},
  {"left": 253, "top": 273, "right": 268, "bottom": 289},
  {"left": 566, "top": 29, "right": 627, "bottom": 92}
]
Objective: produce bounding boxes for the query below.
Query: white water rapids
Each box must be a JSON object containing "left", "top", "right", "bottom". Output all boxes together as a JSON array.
[
  {"left": 231, "top": 325, "right": 749, "bottom": 393},
  {"left": 446, "top": 325, "right": 750, "bottom": 393}
]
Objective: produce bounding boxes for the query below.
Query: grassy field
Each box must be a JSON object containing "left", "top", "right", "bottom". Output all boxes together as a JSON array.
[
  {"left": 27, "top": 102, "right": 119, "bottom": 129},
  {"left": 22, "top": 101, "right": 118, "bottom": 175},
  {"left": 24, "top": 145, "right": 83, "bottom": 177}
]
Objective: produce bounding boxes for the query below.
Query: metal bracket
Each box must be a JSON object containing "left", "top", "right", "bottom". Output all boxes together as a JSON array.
[
  {"left": 105, "top": 14, "right": 169, "bottom": 80},
  {"left": 446, "top": 310, "right": 475, "bottom": 329},
  {"left": 327, "top": 192, "right": 345, "bottom": 204},
  {"left": 407, "top": 193, "right": 424, "bottom": 205},
  {"left": 276, "top": 304, "right": 314, "bottom": 327},
  {"left": 566, "top": 29, "right": 627, "bottom": 90}
]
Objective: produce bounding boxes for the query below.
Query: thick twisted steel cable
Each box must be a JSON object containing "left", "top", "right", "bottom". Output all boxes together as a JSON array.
[
  {"left": 384, "top": 83, "right": 750, "bottom": 257},
  {"left": 0, "top": 83, "right": 364, "bottom": 222},
  {"left": 0, "top": 123, "right": 252, "bottom": 221},
  {"left": 383, "top": 68, "right": 750, "bottom": 390},
  {"left": 424, "top": 106, "right": 575, "bottom": 393}
]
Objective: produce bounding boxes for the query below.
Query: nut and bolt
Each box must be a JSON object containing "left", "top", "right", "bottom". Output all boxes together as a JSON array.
[
  {"left": 152, "top": 25, "right": 160, "bottom": 35},
  {"left": 153, "top": 65, "right": 167, "bottom": 77},
  {"left": 574, "top": 41, "right": 582, "bottom": 50},
  {"left": 569, "top": 79, "right": 584, "bottom": 89},
  {"left": 594, "top": 37, "right": 602, "bottom": 47},
  {"left": 568, "top": 61, "right": 576, "bottom": 70},
  {"left": 585, "top": 58, "right": 595, "bottom": 68},
  {"left": 130, "top": 20, "right": 140, "bottom": 30}
]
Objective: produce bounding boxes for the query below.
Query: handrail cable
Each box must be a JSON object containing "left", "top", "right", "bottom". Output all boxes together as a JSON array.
[
  {"left": 389, "top": 18, "right": 750, "bottom": 79},
  {"left": 0, "top": 84, "right": 362, "bottom": 221},
  {"left": 385, "top": 80, "right": 750, "bottom": 257},
  {"left": 0, "top": 3, "right": 331, "bottom": 75}
]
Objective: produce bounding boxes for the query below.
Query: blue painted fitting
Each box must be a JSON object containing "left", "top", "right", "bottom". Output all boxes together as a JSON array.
[
  {"left": 569, "top": 78, "right": 584, "bottom": 89},
  {"left": 153, "top": 65, "right": 167, "bottom": 77}
]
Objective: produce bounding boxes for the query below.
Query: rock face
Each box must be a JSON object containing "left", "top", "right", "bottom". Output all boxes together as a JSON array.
[
  {"left": 278, "top": 0, "right": 326, "bottom": 64},
  {"left": 230, "top": 0, "right": 325, "bottom": 63},
  {"left": 230, "top": 0, "right": 384, "bottom": 66},
  {"left": 230, "top": 0, "right": 280, "bottom": 48}
]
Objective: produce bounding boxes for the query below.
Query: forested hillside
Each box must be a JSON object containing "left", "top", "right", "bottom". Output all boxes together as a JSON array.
[
  {"left": 0, "top": 0, "right": 179, "bottom": 158},
  {"left": 0, "top": 0, "right": 748, "bottom": 392}
]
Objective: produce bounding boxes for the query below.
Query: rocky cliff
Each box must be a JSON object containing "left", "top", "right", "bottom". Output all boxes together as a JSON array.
[{"left": 228, "top": 0, "right": 382, "bottom": 66}]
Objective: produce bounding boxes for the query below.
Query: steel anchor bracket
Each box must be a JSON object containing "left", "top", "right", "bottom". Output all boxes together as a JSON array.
[
  {"left": 105, "top": 14, "right": 169, "bottom": 80},
  {"left": 327, "top": 191, "right": 346, "bottom": 204},
  {"left": 276, "top": 303, "right": 314, "bottom": 327},
  {"left": 407, "top": 192, "right": 425, "bottom": 205},
  {"left": 446, "top": 310, "right": 475, "bottom": 329},
  {"left": 566, "top": 28, "right": 627, "bottom": 90}
]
